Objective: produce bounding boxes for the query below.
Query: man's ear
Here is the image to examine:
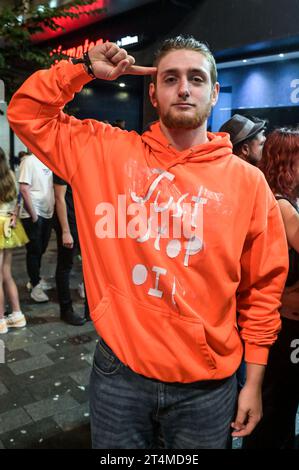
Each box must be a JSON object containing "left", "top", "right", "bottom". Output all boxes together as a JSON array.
[
  {"left": 241, "top": 143, "right": 250, "bottom": 157},
  {"left": 149, "top": 82, "right": 157, "bottom": 108},
  {"left": 211, "top": 82, "right": 220, "bottom": 107}
]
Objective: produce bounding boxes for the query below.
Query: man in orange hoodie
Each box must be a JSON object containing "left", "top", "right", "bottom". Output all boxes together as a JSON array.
[{"left": 8, "top": 36, "right": 288, "bottom": 449}]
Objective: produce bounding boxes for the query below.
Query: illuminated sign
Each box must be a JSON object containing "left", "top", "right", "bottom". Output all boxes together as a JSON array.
[
  {"left": 116, "top": 35, "right": 138, "bottom": 47},
  {"left": 51, "top": 35, "right": 139, "bottom": 61},
  {"left": 50, "top": 37, "right": 106, "bottom": 60}
]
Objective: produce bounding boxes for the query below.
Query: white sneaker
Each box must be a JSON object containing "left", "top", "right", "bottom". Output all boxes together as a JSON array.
[
  {"left": 78, "top": 282, "right": 85, "bottom": 299},
  {"left": 0, "top": 318, "right": 8, "bottom": 334},
  {"left": 30, "top": 283, "right": 49, "bottom": 303},
  {"left": 27, "top": 278, "right": 53, "bottom": 291},
  {"left": 40, "top": 278, "right": 53, "bottom": 290},
  {"left": 6, "top": 312, "right": 27, "bottom": 328}
]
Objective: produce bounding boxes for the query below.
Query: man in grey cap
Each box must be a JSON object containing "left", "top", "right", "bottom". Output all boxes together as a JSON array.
[
  {"left": 219, "top": 114, "right": 266, "bottom": 166},
  {"left": 220, "top": 114, "right": 267, "bottom": 393}
]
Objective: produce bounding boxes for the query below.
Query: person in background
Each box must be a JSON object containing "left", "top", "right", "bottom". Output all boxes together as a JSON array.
[
  {"left": 18, "top": 152, "right": 54, "bottom": 303},
  {"left": 0, "top": 147, "right": 28, "bottom": 334},
  {"left": 8, "top": 36, "right": 288, "bottom": 449},
  {"left": 243, "top": 128, "right": 299, "bottom": 449},
  {"left": 12, "top": 150, "right": 29, "bottom": 188},
  {"left": 219, "top": 114, "right": 266, "bottom": 166},
  {"left": 53, "top": 173, "right": 89, "bottom": 326},
  {"left": 112, "top": 119, "right": 126, "bottom": 130},
  {"left": 18, "top": 151, "right": 28, "bottom": 158},
  {"left": 219, "top": 114, "right": 267, "bottom": 390}
]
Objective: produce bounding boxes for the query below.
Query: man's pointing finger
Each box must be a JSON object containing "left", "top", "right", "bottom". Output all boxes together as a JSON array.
[{"left": 126, "top": 65, "right": 157, "bottom": 76}]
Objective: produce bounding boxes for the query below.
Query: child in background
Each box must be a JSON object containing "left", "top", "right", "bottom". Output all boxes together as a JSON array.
[{"left": 0, "top": 147, "right": 28, "bottom": 334}]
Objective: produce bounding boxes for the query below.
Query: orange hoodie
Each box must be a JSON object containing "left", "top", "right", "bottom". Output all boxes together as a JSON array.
[{"left": 8, "top": 61, "right": 288, "bottom": 383}]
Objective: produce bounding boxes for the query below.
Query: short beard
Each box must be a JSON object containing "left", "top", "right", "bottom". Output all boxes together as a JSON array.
[{"left": 158, "top": 103, "right": 212, "bottom": 130}]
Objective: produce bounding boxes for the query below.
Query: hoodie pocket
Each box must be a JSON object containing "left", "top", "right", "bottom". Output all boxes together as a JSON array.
[
  {"left": 195, "top": 323, "right": 218, "bottom": 370},
  {"left": 91, "top": 284, "right": 217, "bottom": 382}
]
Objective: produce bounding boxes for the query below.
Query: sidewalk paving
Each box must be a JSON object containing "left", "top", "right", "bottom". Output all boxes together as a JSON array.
[{"left": 0, "top": 234, "right": 95, "bottom": 448}]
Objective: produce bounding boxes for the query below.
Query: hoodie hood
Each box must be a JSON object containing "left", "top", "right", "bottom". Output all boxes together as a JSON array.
[{"left": 141, "top": 121, "right": 233, "bottom": 171}]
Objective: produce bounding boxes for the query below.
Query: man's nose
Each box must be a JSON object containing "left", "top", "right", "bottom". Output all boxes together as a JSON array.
[{"left": 178, "top": 79, "right": 191, "bottom": 99}]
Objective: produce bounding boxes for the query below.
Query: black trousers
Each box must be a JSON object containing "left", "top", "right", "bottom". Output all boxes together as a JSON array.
[
  {"left": 243, "top": 317, "right": 299, "bottom": 449},
  {"left": 22, "top": 216, "right": 53, "bottom": 287},
  {"left": 54, "top": 220, "right": 88, "bottom": 315}
]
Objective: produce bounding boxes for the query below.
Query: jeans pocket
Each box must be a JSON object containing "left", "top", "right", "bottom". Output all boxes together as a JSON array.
[{"left": 92, "top": 338, "right": 123, "bottom": 376}]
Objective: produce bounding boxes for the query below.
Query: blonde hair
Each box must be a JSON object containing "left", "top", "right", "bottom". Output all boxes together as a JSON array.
[
  {"left": 0, "top": 147, "right": 17, "bottom": 203},
  {"left": 153, "top": 35, "right": 218, "bottom": 86}
]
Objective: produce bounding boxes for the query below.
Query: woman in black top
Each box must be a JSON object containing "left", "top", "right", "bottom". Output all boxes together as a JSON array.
[{"left": 243, "top": 128, "right": 299, "bottom": 449}]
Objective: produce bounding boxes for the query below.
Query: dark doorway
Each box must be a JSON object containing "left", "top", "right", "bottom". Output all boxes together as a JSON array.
[{"left": 71, "top": 75, "right": 144, "bottom": 132}]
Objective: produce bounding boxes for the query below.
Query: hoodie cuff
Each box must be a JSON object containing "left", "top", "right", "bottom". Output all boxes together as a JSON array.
[
  {"left": 244, "top": 343, "right": 270, "bottom": 365},
  {"left": 57, "top": 60, "right": 94, "bottom": 91}
]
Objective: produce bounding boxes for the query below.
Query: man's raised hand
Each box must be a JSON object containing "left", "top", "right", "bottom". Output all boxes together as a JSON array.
[{"left": 88, "top": 42, "right": 157, "bottom": 80}]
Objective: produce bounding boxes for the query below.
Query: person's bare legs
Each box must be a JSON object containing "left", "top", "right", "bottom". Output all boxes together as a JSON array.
[{"left": 2, "top": 250, "right": 21, "bottom": 312}]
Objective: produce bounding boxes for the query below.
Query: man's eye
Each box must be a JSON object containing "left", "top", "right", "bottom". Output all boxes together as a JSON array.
[
  {"left": 165, "top": 77, "right": 176, "bottom": 83},
  {"left": 191, "top": 76, "right": 203, "bottom": 83}
]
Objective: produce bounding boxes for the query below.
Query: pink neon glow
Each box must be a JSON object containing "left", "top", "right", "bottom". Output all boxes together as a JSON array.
[
  {"left": 31, "top": 1, "right": 106, "bottom": 44},
  {"left": 50, "top": 36, "right": 109, "bottom": 62}
]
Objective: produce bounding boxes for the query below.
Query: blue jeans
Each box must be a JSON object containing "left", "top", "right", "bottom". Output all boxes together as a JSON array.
[
  {"left": 236, "top": 360, "right": 247, "bottom": 390},
  {"left": 89, "top": 338, "right": 238, "bottom": 449}
]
